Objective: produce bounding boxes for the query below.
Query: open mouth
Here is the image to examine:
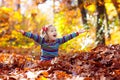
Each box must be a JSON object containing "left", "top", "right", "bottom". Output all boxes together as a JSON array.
[{"left": 53, "top": 35, "right": 57, "bottom": 37}]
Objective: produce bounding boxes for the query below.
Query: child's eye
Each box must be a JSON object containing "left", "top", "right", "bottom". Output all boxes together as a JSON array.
[
  {"left": 51, "top": 30, "right": 54, "bottom": 32},
  {"left": 51, "top": 29, "right": 56, "bottom": 32}
]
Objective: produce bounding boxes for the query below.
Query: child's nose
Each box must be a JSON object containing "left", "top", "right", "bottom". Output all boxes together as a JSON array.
[
  {"left": 55, "top": 32, "right": 57, "bottom": 35},
  {"left": 54, "top": 32, "right": 56, "bottom": 34}
]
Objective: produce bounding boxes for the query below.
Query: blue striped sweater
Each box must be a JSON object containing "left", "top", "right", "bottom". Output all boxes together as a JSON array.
[{"left": 23, "top": 32, "right": 79, "bottom": 60}]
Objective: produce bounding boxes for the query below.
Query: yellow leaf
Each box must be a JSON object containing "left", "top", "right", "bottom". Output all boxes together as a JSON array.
[
  {"left": 1, "top": 7, "right": 13, "bottom": 13},
  {"left": 37, "top": 76, "right": 47, "bottom": 80},
  {"left": 13, "top": 12, "right": 22, "bottom": 22},
  {"left": 86, "top": 4, "right": 96, "bottom": 12}
]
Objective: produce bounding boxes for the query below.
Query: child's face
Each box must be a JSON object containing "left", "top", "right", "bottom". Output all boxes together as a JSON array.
[{"left": 47, "top": 26, "right": 57, "bottom": 41}]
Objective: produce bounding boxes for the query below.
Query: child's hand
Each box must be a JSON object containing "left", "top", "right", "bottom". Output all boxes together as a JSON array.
[
  {"left": 17, "top": 30, "right": 25, "bottom": 34},
  {"left": 78, "top": 29, "right": 86, "bottom": 34}
]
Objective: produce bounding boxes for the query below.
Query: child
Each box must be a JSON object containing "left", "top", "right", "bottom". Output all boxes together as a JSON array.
[{"left": 18, "top": 25, "right": 85, "bottom": 66}]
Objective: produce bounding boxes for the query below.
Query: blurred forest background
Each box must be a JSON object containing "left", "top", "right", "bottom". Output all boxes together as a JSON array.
[{"left": 0, "top": 0, "right": 120, "bottom": 58}]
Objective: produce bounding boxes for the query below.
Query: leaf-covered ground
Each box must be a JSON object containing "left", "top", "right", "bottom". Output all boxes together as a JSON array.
[{"left": 0, "top": 44, "right": 120, "bottom": 80}]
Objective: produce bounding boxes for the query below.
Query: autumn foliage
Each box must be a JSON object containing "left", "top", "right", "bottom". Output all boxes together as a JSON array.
[
  {"left": 0, "top": 44, "right": 120, "bottom": 80},
  {"left": 1, "top": 0, "right": 120, "bottom": 80}
]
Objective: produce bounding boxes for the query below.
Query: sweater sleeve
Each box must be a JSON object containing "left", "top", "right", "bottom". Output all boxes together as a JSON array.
[
  {"left": 57, "top": 32, "right": 79, "bottom": 44},
  {"left": 23, "top": 32, "right": 43, "bottom": 45}
]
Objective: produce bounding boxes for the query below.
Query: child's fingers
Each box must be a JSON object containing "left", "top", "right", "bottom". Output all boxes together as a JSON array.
[
  {"left": 78, "top": 29, "right": 89, "bottom": 34},
  {"left": 83, "top": 29, "right": 89, "bottom": 32},
  {"left": 79, "top": 29, "right": 86, "bottom": 33},
  {"left": 16, "top": 30, "right": 25, "bottom": 34}
]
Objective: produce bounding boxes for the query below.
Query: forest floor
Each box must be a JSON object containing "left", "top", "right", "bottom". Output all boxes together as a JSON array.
[{"left": 0, "top": 44, "right": 120, "bottom": 80}]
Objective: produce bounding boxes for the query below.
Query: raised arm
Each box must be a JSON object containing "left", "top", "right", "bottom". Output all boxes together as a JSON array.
[
  {"left": 58, "top": 30, "right": 85, "bottom": 44},
  {"left": 18, "top": 30, "right": 43, "bottom": 45}
]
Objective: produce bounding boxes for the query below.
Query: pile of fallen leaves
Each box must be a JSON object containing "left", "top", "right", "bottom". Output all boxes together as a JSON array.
[{"left": 0, "top": 44, "right": 120, "bottom": 80}]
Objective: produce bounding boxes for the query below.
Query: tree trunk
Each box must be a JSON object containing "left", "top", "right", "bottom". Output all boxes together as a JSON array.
[
  {"left": 96, "top": 0, "right": 106, "bottom": 45},
  {"left": 78, "top": 0, "right": 88, "bottom": 29},
  {"left": 105, "top": 6, "right": 111, "bottom": 39},
  {"left": 15, "top": 0, "right": 20, "bottom": 11}
]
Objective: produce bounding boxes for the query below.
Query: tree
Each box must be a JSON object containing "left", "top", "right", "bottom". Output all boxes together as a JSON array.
[
  {"left": 96, "top": 0, "right": 106, "bottom": 45},
  {"left": 105, "top": 7, "right": 111, "bottom": 39},
  {"left": 15, "top": 0, "right": 20, "bottom": 11},
  {"left": 78, "top": 0, "right": 88, "bottom": 29}
]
